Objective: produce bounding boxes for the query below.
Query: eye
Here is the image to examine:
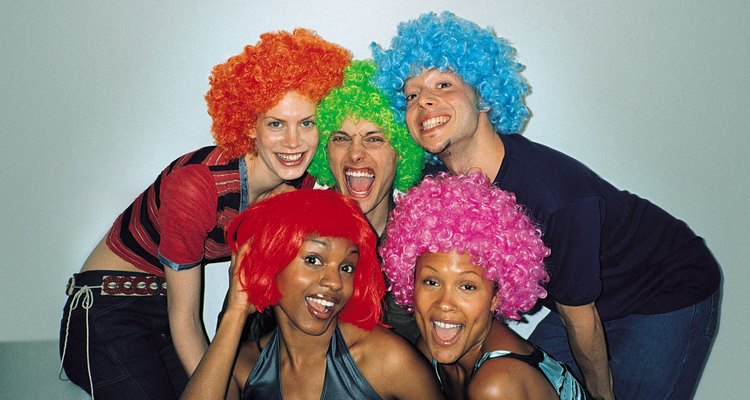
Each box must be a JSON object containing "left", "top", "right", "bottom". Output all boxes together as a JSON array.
[
  {"left": 268, "top": 120, "right": 283, "bottom": 128},
  {"left": 340, "top": 264, "right": 355, "bottom": 274},
  {"left": 364, "top": 136, "right": 386, "bottom": 148},
  {"left": 301, "top": 119, "right": 316, "bottom": 128},
  {"left": 330, "top": 135, "right": 351, "bottom": 144},
  {"left": 437, "top": 82, "right": 452, "bottom": 89},
  {"left": 459, "top": 283, "right": 477, "bottom": 291},
  {"left": 331, "top": 135, "right": 350, "bottom": 141},
  {"left": 422, "top": 278, "right": 439, "bottom": 287},
  {"left": 304, "top": 255, "right": 323, "bottom": 266},
  {"left": 404, "top": 93, "right": 417, "bottom": 102}
]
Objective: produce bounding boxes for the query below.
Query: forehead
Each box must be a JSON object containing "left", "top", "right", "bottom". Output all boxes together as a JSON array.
[
  {"left": 301, "top": 234, "right": 357, "bottom": 250},
  {"left": 416, "top": 251, "right": 485, "bottom": 277},
  {"left": 404, "top": 69, "right": 463, "bottom": 88},
  {"left": 337, "top": 117, "right": 384, "bottom": 134},
  {"left": 262, "top": 91, "right": 316, "bottom": 117}
]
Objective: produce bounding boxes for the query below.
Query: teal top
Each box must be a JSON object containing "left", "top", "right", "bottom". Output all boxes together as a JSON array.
[
  {"left": 432, "top": 345, "right": 589, "bottom": 400},
  {"left": 243, "top": 326, "right": 382, "bottom": 400}
]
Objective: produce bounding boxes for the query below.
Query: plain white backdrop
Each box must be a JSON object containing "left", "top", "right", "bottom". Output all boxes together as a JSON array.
[{"left": 1, "top": 1, "right": 747, "bottom": 398}]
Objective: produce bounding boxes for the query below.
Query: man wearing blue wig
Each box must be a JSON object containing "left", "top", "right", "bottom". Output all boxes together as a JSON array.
[{"left": 372, "top": 11, "right": 720, "bottom": 400}]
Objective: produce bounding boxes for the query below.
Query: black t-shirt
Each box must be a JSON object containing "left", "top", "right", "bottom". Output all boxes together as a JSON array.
[{"left": 427, "top": 134, "right": 720, "bottom": 320}]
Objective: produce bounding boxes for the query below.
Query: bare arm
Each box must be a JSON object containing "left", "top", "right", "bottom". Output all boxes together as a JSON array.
[
  {"left": 165, "top": 266, "right": 208, "bottom": 376},
  {"left": 181, "top": 248, "right": 256, "bottom": 400},
  {"left": 556, "top": 302, "right": 614, "bottom": 400}
]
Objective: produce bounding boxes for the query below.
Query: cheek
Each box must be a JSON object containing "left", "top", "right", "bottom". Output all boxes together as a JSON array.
[
  {"left": 305, "top": 129, "right": 320, "bottom": 147},
  {"left": 327, "top": 149, "right": 346, "bottom": 173}
]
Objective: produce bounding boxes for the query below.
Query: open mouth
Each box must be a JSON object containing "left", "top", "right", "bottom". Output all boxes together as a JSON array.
[
  {"left": 421, "top": 116, "right": 450, "bottom": 131},
  {"left": 432, "top": 320, "right": 463, "bottom": 344},
  {"left": 344, "top": 168, "right": 375, "bottom": 197},
  {"left": 306, "top": 296, "right": 338, "bottom": 319},
  {"left": 275, "top": 152, "right": 305, "bottom": 166}
]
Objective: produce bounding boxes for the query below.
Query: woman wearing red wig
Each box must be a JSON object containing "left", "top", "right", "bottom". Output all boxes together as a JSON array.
[
  {"left": 59, "top": 29, "right": 350, "bottom": 399},
  {"left": 181, "top": 189, "right": 443, "bottom": 400}
]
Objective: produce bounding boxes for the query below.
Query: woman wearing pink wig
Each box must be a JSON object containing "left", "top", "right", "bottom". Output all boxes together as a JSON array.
[{"left": 380, "top": 172, "right": 588, "bottom": 400}]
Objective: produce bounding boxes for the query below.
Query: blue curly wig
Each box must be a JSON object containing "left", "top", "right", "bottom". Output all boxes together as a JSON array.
[
  {"left": 371, "top": 11, "right": 530, "bottom": 135},
  {"left": 308, "top": 60, "right": 425, "bottom": 192}
]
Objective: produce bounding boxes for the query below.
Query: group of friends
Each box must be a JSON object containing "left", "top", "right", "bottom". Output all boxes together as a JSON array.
[{"left": 59, "top": 11, "right": 721, "bottom": 400}]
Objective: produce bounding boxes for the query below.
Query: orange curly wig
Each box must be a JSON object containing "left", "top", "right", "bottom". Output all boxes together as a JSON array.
[{"left": 205, "top": 29, "right": 351, "bottom": 159}]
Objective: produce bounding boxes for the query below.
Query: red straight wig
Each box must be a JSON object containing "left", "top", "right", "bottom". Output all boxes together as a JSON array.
[{"left": 226, "top": 189, "right": 384, "bottom": 331}]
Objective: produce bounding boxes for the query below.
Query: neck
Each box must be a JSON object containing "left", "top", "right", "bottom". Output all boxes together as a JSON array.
[
  {"left": 456, "top": 317, "right": 495, "bottom": 376},
  {"left": 366, "top": 194, "right": 393, "bottom": 237},
  {"left": 243, "top": 153, "right": 286, "bottom": 205},
  {"left": 275, "top": 317, "right": 337, "bottom": 371},
  {"left": 439, "top": 115, "right": 505, "bottom": 182}
]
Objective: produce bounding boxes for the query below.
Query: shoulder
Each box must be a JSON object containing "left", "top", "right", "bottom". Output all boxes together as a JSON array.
[
  {"left": 340, "top": 324, "right": 442, "bottom": 397},
  {"left": 469, "top": 355, "right": 557, "bottom": 400},
  {"left": 234, "top": 331, "right": 275, "bottom": 385},
  {"left": 341, "top": 324, "right": 419, "bottom": 364}
]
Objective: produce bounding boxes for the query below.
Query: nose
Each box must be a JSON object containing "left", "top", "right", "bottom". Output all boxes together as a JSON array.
[
  {"left": 418, "top": 90, "right": 436, "bottom": 108},
  {"left": 347, "top": 136, "right": 366, "bottom": 163},
  {"left": 281, "top": 126, "right": 301, "bottom": 148},
  {"left": 319, "top": 266, "right": 343, "bottom": 292},
  {"left": 436, "top": 287, "right": 456, "bottom": 312}
]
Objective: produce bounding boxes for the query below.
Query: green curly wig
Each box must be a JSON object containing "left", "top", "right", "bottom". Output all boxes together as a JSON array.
[{"left": 308, "top": 60, "right": 425, "bottom": 192}]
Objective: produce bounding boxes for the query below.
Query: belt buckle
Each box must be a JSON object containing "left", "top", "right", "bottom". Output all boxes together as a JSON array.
[{"left": 66, "top": 276, "right": 76, "bottom": 296}]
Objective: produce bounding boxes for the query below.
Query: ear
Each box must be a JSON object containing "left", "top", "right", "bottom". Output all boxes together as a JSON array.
[
  {"left": 248, "top": 127, "right": 257, "bottom": 139},
  {"left": 477, "top": 100, "right": 491, "bottom": 114},
  {"left": 490, "top": 292, "right": 499, "bottom": 314}
]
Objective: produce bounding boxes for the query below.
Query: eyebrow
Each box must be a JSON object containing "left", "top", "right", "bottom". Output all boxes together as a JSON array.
[
  {"left": 333, "top": 129, "right": 384, "bottom": 137},
  {"left": 307, "top": 238, "right": 360, "bottom": 256},
  {"left": 418, "top": 265, "right": 483, "bottom": 278},
  {"left": 263, "top": 113, "right": 315, "bottom": 122},
  {"left": 308, "top": 238, "right": 330, "bottom": 249}
]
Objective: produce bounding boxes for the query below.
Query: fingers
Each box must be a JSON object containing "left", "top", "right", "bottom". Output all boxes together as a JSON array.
[{"left": 257, "top": 183, "right": 296, "bottom": 201}]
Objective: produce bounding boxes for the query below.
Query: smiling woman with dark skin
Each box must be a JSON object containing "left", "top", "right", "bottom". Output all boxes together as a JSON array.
[
  {"left": 181, "top": 189, "right": 443, "bottom": 400},
  {"left": 380, "top": 172, "right": 588, "bottom": 400}
]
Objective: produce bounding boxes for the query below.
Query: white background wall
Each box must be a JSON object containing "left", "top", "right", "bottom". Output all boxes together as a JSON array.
[{"left": 1, "top": 1, "right": 747, "bottom": 398}]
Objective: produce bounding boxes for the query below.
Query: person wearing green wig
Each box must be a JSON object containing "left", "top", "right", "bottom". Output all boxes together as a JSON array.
[
  {"left": 308, "top": 60, "right": 425, "bottom": 342},
  {"left": 308, "top": 60, "right": 424, "bottom": 237}
]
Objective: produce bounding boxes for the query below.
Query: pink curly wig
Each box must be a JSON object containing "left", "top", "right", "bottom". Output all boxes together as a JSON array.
[
  {"left": 226, "top": 189, "right": 384, "bottom": 331},
  {"left": 379, "top": 172, "right": 550, "bottom": 320},
  {"left": 206, "top": 29, "right": 351, "bottom": 159}
]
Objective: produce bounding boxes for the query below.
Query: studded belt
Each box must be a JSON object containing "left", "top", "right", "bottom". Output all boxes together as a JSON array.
[{"left": 66, "top": 274, "right": 167, "bottom": 296}]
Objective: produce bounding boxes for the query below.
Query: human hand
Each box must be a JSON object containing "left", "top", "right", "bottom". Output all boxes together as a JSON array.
[
  {"left": 227, "top": 244, "right": 257, "bottom": 316},
  {"left": 257, "top": 183, "right": 296, "bottom": 202}
]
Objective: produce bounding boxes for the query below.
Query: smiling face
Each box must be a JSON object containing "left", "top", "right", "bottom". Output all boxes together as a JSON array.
[
  {"left": 403, "top": 69, "right": 485, "bottom": 157},
  {"left": 274, "top": 235, "right": 358, "bottom": 336},
  {"left": 414, "top": 251, "right": 497, "bottom": 365},
  {"left": 251, "top": 91, "right": 319, "bottom": 182},
  {"left": 327, "top": 117, "right": 399, "bottom": 222}
]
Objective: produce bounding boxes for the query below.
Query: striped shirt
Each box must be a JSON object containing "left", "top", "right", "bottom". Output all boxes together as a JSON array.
[{"left": 106, "top": 146, "right": 314, "bottom": 276}]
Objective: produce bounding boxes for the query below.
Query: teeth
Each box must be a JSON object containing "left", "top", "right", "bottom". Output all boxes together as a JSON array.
[
  {"left": 421, "top": 116, "right": 449, "bottom": 130},
  {"left": 434, "top": 321, "right": 461, "bottom": 329},
  {"left": 277, "top": 153, "right": 303, "bottom": 161},
  {"left": 307, "top": 297, "right": 335, "bottom": 308},
  {"left": 345, "top": 170, "right": 374, "bottom": 178}
]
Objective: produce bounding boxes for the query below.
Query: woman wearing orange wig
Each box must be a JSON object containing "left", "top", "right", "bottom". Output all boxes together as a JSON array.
[
  {"left": 59, "top": 29, "right": 350, "bottom": 399},
  {"left": 181, "top": 189, "right": 443, "bottom": 400}
]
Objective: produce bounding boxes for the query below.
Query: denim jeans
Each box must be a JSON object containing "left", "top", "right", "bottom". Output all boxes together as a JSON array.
[
  {"left": 59, "top": 271, "right": 188, "bottom": 400},
  {"left": 528, "top": 289, "right": 720, "bottom": 400}
]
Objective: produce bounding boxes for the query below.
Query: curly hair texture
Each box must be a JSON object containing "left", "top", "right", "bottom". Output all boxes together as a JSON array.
[
  {"left": 371, "top": 11, "right": 530, "bottom": 135},
  {"left": 206, "top": 29, "right": 351, "bottom": 159},
  {"left": 226, "top": 189, "right": 384, "bottom": 331},
  {"left": 379, "top": 172, "right": 550, "bottom": 320},
  {"left": 308, "top": 60, "right": 425, "bottom": 192}
]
